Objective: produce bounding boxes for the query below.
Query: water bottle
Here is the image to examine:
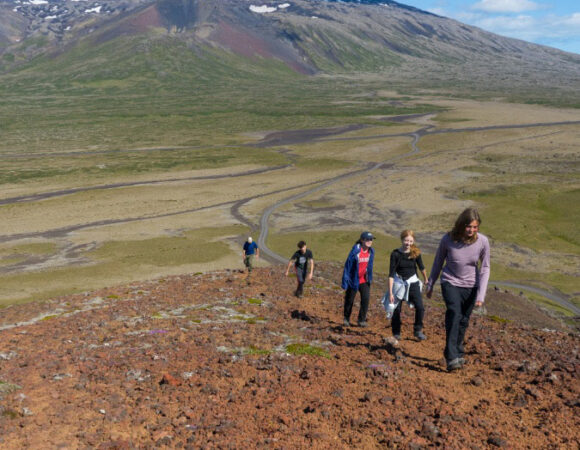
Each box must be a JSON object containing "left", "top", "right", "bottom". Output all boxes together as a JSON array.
[{"left": 385, "top": 301, "right": 397, "bottom": 319}]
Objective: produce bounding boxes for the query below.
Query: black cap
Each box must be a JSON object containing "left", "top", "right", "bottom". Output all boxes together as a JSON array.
[{"left": 360, "top": 231, "right": 374, "bottom": 241}]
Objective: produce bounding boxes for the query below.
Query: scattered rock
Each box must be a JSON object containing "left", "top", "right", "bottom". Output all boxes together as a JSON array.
[
  {"left": 471, "top": 376, "right": 484, "bottom": 387},
  {"left": 421, "top": 421, "right": 440, "bottom": 440},
  {"left": 159, "top": 373, "right": 182, "bottom": 387},
  {"left": 487, "top": 433, "right": 508, "bottom": 447}
]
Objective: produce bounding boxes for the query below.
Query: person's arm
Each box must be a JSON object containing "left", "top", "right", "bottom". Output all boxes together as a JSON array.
[
  {"left": 256, "top": 246, "right": 260, "bottom": 259},
  {"left": 285, "top": 259, "right": 294, "bottom": 276},
  {"left": 426, "top": 236, "right": 447, "bottom": 299},
  {"left": 416, "top": 254, "right": 428, "bottom": 283},
  {"left": 475, "top": 237, "right": 491, "bottom": 306},
  {"left": 341, "top": 249, "right": 355, "bottom": 290},
  {"left": 308, "top": 259, "right": 314, "bottom": 280},
  {"left": 388, "top": 277, "right": 395, "bottom": 303}
]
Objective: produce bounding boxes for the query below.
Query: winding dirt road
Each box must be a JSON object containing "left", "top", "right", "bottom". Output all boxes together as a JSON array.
[
  {"left": 1, "top": 116, "right": 578, "bottom": 313},
  {"left": 253, "top": 117, "right": 580, "bottom": 314}
]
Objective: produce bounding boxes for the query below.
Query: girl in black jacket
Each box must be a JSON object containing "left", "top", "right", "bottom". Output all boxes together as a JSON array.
[{"left": 387, "top": 230, "right": 428, "bottom": 340}]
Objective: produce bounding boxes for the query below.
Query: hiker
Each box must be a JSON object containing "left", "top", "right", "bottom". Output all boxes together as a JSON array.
[
  {"left": 387, "top": 230, "right": 428, "bottom": 341},
  {"left": 285, "top": 240, "right": 314, "bottom": 298},
  {"left": 426, "top": 208, "right": 490, "bottom": 372},
  {"left": 242, "top": 237, "right": 259, "bottom": 273},
  {"left": 341, "top": 231, "right": 375, "bottom": 328}
]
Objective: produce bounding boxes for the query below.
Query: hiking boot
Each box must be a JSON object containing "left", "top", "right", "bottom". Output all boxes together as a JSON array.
[
  {"left": 414, "top": 331, "right": 427, "bottom": 341},
  {"left": 447, "top": 358, "right": 463, "bottom": 372},
  {"left": 393, "top": 334, "right": 401, "bottom": 340},
  {"left": 458, "top": 357, "right": 467, "bottom": 365},
  {"left": 358, "top": 321, "right": 368, "bottom": 328},
  {"left": 343, "top": 319, "right": 351, "bottom": 327}
]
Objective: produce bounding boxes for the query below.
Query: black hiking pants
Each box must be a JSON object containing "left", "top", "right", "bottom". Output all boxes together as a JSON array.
[
  {"left": 442, "top": 282, "right": 477, "bottom": 363},
  {"left": 344, "top": 282, "right": 370, "bottom": 324},
  {"left": 391, "top": 281, "right": 424, "bottom": 335}
]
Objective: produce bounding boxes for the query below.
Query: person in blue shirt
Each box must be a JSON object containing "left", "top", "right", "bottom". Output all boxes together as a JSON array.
[
  {"left": 342, "top": 231, "right": 375, "bottom": 328},
  {"left": 242, "top": 237, "right": 259, "bottom": 273}
]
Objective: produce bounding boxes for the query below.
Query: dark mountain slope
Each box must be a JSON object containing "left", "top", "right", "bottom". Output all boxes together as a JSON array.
[{"left": 0, "top": 0, "right": 579, "bottom": 104}]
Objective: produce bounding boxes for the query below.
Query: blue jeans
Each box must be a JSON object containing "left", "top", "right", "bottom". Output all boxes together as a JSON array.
[{"left": 441, "top": 283, "right": 477, "bottom": 362}]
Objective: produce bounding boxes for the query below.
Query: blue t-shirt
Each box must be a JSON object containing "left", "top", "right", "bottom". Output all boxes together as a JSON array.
[{"left": 243, "top": 241, "right": 258, "bottom": 255}]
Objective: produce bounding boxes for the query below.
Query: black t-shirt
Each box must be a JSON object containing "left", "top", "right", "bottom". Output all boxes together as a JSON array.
[
  {"left": 291, "top": 249, "right": 313, "bottom": 271},
  {"left": 389, "top": 249, "right": 424, "bottom": 280}
]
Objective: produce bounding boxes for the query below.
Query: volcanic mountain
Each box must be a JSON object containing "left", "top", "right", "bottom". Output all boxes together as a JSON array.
[{"left": 1, "top": 0, "right": 579, "bottom": 100}]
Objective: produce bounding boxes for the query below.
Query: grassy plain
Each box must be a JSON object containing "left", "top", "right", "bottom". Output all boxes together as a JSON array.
[{"left": 0, "top": 48, "right": 579, "bottom": 314}]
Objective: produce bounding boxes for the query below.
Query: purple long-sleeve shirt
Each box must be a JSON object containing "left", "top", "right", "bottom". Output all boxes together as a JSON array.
[{"left": 428, "top": 232, "right": 491, "bottom": 303}]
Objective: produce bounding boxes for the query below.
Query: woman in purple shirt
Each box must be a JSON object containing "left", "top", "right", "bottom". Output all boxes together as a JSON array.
[{"left": 426, "top": 208, "right": 490, "bottom": 372}]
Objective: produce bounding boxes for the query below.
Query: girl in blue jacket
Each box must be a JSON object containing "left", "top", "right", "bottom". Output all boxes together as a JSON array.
[{"left": 342, "top": 231, "right": 375, "bottom": 327}]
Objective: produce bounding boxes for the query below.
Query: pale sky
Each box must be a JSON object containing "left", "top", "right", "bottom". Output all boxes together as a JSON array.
[{"left": 402, "top": 0, "right": 580, "bottom": 54}]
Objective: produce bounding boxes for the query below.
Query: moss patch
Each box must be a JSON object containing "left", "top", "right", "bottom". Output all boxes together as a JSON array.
[{"left": 285, "top": 343, "right": 331, "bottom": 358}]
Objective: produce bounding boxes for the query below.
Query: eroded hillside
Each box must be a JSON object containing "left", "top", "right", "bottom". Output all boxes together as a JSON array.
[{"left": 0, "top": 265, "right": 577, "bottom": 448}]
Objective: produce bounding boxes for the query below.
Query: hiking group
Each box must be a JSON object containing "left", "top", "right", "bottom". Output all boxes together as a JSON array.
[{"left": 244, "top": 207, "right": 490, "bottom": 372}]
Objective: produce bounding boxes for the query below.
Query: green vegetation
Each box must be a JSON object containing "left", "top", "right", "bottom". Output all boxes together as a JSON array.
[
  {"left": 0, "top": 381, "right": 22, "bottom": 396},
  {"left": 286, "top": 343, "right": 331, "bottom": 358},
  {"left": 0, "top": 146, "right": 287, "bottom": 185},
  {"left": 0, "top": 242, "right": 57, "bottom": 267},
  {"left": 489, "top": 315, "right": 511, "bottom": 324},
  {"left": 40, "top": 314, "right": 59, "bottom": 321},
  {"left": 0, "top": 35, "right": 430, "bottom": 158},
  {"left": 0, "top": 225, "right": 248, "bottom": 306},
  {"left": 468, "top": 186, "right": 579, "bottom": 254},
  {"left": 0, "top": 24, "right": 577, "bottom": 323},
  {"left": 245, "top": 346, "right": 271, "bottom": 355}
]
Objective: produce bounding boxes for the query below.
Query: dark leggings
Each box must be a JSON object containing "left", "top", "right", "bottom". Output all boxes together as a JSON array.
[
  {"left": 344, "top": 282, "right": 370, "bottom": 323},
  {"left": 441, "top": 282, "right": 477, "bottom": 362},
  {"left": 391, "top": 282, "right": 424, "bottom": 335}
]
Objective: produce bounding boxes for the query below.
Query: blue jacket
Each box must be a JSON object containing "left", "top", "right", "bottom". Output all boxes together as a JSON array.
[{"left": 341, "top": 243, "right": 374, "bottom": 290}]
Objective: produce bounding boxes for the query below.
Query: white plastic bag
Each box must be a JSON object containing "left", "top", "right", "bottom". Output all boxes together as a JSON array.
[{"left": 381, "top": 293, "right": 400, "bottom": 319}]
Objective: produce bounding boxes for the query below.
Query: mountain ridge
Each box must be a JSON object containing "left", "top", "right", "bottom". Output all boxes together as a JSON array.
[{"left": 2, "top": 0, "right": 579, "bottom": 103}]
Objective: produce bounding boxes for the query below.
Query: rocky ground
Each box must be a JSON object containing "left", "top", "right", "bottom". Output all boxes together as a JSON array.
[{"left": 0, "top": 264, "right": 578, "bottom": 448}]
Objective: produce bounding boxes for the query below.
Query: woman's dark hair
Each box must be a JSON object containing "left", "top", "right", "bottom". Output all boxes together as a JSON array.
[
  {"left": 297, "top": 240, "right": 306, "bottom": 248},
  {"left": 450, "top": 208, "right": 481, "bottom": 244}
]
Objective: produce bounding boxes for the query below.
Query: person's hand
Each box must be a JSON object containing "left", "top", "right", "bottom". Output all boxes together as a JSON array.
[
  {"left": 284, "top": 271, "right": 289, "bottom": 277},
  {"left": 308, "top": 273, "right": 313, "bottom": 281},
  {"left": 389, "top": 293, "right": 395, "bottom": 304},
  {"left": 475, "top": 300, "right": 484, "bottom": 308},
  {"left": 426, "top": 287, "right": 433, "bottom": 299}
]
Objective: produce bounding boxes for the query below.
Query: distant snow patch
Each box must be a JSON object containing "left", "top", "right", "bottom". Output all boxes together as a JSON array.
[
  {"left": 85, "top": 5, "right": 102, "bottom": 13},
  {"left": 45, "top": 15, "right": 57, "bottom": 20},
  {"left": 250, "top": 5, "right": 277, "bottom": 13},
  {"left": 28, "top": 0, "right": 48, "bottom": 4},
  {"left": 279, "top": 2, "right": 290, "bottom": 8}
]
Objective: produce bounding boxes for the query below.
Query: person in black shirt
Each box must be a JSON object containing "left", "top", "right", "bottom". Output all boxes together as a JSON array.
[
  {"left": 285, "top": 241, "right": 314, "bottom": 298},
  {"left": 387, "top": 230, "right": 428, "bottom": 341}
]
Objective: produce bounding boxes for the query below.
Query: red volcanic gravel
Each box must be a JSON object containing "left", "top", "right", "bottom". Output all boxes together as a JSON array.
[{"left": 0, "top": 265, "right": 578, "bottom": 448}]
